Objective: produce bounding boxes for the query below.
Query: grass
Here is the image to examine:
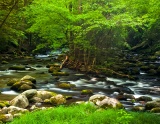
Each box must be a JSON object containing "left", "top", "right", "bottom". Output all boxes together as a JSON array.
[{"left": 7, "top": 104, "right": 160, "bottom": 124}]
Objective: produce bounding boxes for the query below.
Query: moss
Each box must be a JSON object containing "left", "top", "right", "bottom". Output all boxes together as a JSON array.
[
  {"left": 148, "top": 69, "right": 157, "bottom": 75},
  {"left": 81, "top": 89, "right": 93, "bottom": 95}
]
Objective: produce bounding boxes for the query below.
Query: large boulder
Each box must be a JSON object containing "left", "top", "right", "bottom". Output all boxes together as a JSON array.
[
  {"left": 89, "top": 94, "right": 123, "bottom": 109},
  {"left": 50, "top": 94, "right": 66, "bottom": 105},
  {"left": 10, "top": 94, "right": 29, "bottom": 108}
]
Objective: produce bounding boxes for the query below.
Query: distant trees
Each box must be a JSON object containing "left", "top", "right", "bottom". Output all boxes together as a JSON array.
[{"left": 0, "top": 0, "right": 159, "bottom": 66}]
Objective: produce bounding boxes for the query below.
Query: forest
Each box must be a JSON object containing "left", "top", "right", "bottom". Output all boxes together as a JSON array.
[{"left": 0, "top": 0, "right": 160, "bottom": 123}]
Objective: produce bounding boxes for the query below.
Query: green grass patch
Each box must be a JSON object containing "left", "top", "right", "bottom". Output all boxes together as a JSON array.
[{"left": 7, "top": 104, "right": 160, "bottom": 124}]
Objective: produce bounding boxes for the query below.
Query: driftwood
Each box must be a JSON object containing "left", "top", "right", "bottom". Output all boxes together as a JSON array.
[{"left": 60, "top": 56, "right": 68, "bottom": 69}]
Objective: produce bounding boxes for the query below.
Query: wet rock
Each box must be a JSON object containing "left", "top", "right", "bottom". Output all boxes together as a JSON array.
[
  {"left": 81, "top": 89, "right": 93, "bottom": 95},
  {"left": 1, "top": 61, "right": 8, "bottom": 64},
  {"left": 36, "top": 91, "right": 57, "bottom": 100},
  {"left": 0, "top": 114, "right": 13, "bottom": 123},
  {"left": 115, "top": 87, "right": 134, "bottom": 94},
  {"left": 50, "top": 94, "right": 66, "bottom": 105},
  {"left": 10, "top": 94, "right": 29, "bottom": 108},
  {"left": 140, "top": 66, "right": 150, "bottom": 71},
  {"left": 136, "top": 96, "right": 152, "bottom": 102},
  {"left": 52, "top": 71, "right": 69, "bottom": 76},
  {"left": 48, "top": 66, "right": 61, "bottom": 73},
  {"left": 7, "top": 78, "right": 19, "bottom": 86},
  {"left": 145, "top": 99, "right": 160, "bottom": 110},
  {"left": 21, "top": 75, "right": 36, "bottom": 84},
  {"left": 89, "top": 94, "right": 124, "bottom": 109},
  {"left": 57, "top": 82, "right": 76, "bottom": 89},
  {"left": 11, "top": 80, "right": 36, "bottom": 92},
  {"left": 8, "top": 65, "right": 26, "bottom": 70},
  {"left": 116, "top": 93, "right": 135, "bottom": 100},
  {"left": 19, "top": 84, "right": 33, "bottom": 91},
  {"left": 148, "top": 69, "right": 157, "bottom": 75}
]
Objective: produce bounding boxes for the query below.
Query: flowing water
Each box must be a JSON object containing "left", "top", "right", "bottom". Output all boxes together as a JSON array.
[{"left": 0, "top": 53, "right": 160, "bottom": 109}]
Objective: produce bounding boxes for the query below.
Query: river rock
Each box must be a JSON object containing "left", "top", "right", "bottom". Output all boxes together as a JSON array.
[
  {"left": 50, "top": 94, "right": 66, "bottom": 105},
  {"left": 8, "top": 65, "right": 26, "bottom": 70},
  {"left": 150, "top": 107, "right": 160, "bottom": 113},
  {"left": 136, "top": 96, "right": 152, "bottom": 102},
  {"left": 21, "top": 75, "right": 36, "bottom": 84},
  {"left": 22, "top": 89, "right": 37, "bottom": 99},
  {"left": 0, "top": 114, "right": 13, "bottom": 122},
  {"left": 11, "top": 80, "right": 36, "bottom": 92},
  {"left": 81, "top": 89, "right": 93, "bottom": 95},
  {"left": 89, "top": 94, "right": 123, "bottom": 109},
  {"left": 52, "top": 71, "right": 69, "bottom": 76},
  {"left": 10, "top": 94, "right": 29, "bottom": 108},
  {"left": 7, "top": 78, "right": 19, "bottom": 86},
  {"left": 145, "top": 99, "right": 160, "bottom": 110},
  {"left": 7, "top": 106, "right": 29, "bottom": 115},
  {"left": 57, "top": 82, "right": 76, "bottom": 89},
  {"left": 36, "top": 91, "right": 57, "bottom": 100}
]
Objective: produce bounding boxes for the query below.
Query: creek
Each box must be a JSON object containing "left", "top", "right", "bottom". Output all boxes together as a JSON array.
[{"left": 0, "top": 52, "right": 160, "bottom": 110}]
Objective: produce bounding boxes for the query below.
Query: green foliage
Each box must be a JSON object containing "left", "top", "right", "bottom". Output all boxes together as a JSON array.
[{"left": 7, "top": 104, "right": 160, "bottom": 124}]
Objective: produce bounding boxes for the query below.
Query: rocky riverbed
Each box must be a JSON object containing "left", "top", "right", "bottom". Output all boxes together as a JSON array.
[{"left": 0, "top": 52, "right": 160, "bottom": 123}]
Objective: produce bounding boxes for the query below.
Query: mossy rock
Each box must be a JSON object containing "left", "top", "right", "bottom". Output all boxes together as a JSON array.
[
  {"left": 145, "top": 100, "right": 160, "bottom": 110},
  {"left": 136, "top": 96, "right": 152, "bottom": 102},
  {"left": 50, "top": 94, "right": 66, "bottom": 105},
  {"left": 131, "top": 106, "right": 145, "bottom": 112},
  {"left": 148, "top": 56, "right": 157, "bottom": 60},
  {"left": 130, "top": 68, "right": 140, "bottom": 75},
  {"left": 46, "top": 63, "right": 61, "bottom": 68},
  {"left": 7, "top": 78, "right": 19, "bottom": 86},
  {"left": 52, "top": 71, "right": 69, "bottom": 76},
  {"left": 157, "top": 66, "right": 160, "bottom": 74},
  {"left": 1, "top": 61, "right": 8, "bottom": 64},
  {"left": 81, "top": 89, "right": 93, "bottom": 95},
  {"left": 18, "top": 84, "right": 33, "bottom": 91},
  {"left": 8, "top": 65, "right": 26, "bottom": 70},
  {"left": 148, "top": 69, "right": 157, "bottom": 75},
  {"left": 48, "top": 66, "right": 60, "bottom": 73},
  {"left": 140, "top": 66, "right": 150, "bottom": 71},
  {"left": 149, "top": 64, "right": 156, "bottom": 69},
  {"left": 150, "top": 107, "right": 160, "bottom": 113},
  {"left": 21, "top": 75, "right": 36, "bottom": 84},
  {"left": 155, "top": 51, "right": 160, "bottom": 56},
  {"left": 0, "top": 101, "right": 10, "bottom": 108},
  {"left": 58, "top": 82, "right": 76, "bottom": 89}
]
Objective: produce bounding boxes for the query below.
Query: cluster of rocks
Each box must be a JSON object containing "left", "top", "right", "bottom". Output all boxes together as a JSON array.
[
  {"left": 0, "top": 89, "right": 66, "bottom": 123},
  {"left": 7, "top": 75, "right": 36, "bottom": 92}
]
